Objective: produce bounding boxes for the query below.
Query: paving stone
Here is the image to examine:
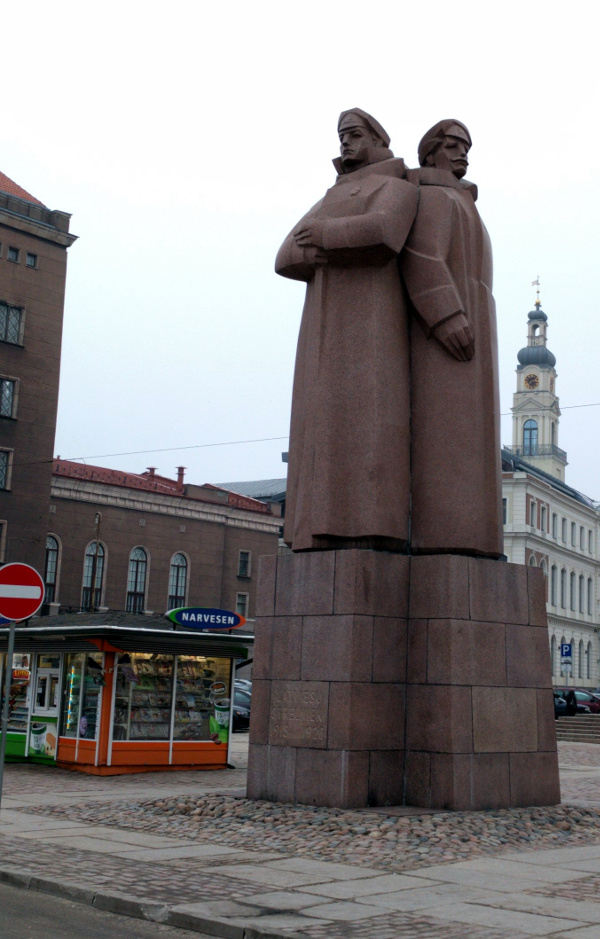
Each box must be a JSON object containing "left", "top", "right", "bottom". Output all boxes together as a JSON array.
[
  {"left": 426, "top": 901, "right": 582, "bottom": 935},
  {"left": 298, "top": 873, "right": 439, "bottom": 899},
  {"left": 210, "top": 865, "right": 334, "bottom": 888}
]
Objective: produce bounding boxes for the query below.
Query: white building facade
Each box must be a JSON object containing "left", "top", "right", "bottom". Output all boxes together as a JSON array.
[{"left": 503, "top": 301, "right": 600, "bottom": 688}]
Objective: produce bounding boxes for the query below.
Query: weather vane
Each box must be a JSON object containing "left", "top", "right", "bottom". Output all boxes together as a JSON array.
[{"left": 531, "top": 276, "right": 541, "bottom": 305}]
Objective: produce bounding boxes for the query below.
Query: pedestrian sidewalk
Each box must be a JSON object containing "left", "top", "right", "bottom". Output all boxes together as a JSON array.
[{"left": 2, "top": 738, "right": 600, "bottom": 938}]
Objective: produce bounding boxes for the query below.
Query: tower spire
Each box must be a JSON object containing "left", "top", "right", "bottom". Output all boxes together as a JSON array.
[{"left": 510, "top": 294, "right": 566, "bottom": 480}]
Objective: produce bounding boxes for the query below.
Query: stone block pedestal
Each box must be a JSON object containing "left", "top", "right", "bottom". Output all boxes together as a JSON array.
[{"left": 247, "top": 550, "right": 560, "bottom": 810}]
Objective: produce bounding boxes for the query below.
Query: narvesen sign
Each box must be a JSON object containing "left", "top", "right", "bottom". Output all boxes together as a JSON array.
[{"left": 166, "top": 607, "right": 246, "bottom": 630}]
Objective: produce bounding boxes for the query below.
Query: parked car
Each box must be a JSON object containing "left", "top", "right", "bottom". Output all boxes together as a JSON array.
[
  {"left": 232, "top": 688, "right": 251, "bottom": 732},
  {"left": 555, "top": 688, "right": 600, "bottom": 713},
  {"left": 234, "top": 679, "right": 252, "bottom": 693}
]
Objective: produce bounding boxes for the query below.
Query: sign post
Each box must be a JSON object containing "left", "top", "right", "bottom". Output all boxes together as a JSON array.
[
  {"left": 560, "top": 643, "right": 573, "bottom": 684},
  {"left": 0, "top": 563, "right": 45, "bottom": 809}
]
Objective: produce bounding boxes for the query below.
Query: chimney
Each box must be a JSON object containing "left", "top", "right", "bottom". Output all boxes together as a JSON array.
[
  {"left": 146, "top": 467, "right": 156, "bottom": 477},
  {"left": 176, "top": 466, "right": 186, "bottom": 487}
]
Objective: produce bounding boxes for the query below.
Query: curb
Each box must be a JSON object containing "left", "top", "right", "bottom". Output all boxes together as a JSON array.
[{"left": 0, "top": 866, "right": 306, "bottom": 939}]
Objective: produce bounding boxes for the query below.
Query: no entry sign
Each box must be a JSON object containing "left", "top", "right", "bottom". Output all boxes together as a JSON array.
[{"left": 0, "top": 563, "right": 45, "bottom": 622}]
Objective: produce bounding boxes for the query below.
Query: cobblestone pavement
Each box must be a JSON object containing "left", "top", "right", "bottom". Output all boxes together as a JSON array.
[{"left": 2, "top": 739, "right": 600, "bottom": 938}]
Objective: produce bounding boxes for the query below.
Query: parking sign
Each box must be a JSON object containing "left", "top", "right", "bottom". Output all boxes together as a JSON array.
[{"left": 561, "top": 643, "right": 572, "bottom": 659}]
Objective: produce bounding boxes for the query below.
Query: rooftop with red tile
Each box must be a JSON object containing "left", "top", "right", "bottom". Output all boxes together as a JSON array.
[
  {"left": 52, "top": 460, "right": 273, "bottom": 514},
  {"left": 0, "top": 170, "right": 44, "bottom": 206}
]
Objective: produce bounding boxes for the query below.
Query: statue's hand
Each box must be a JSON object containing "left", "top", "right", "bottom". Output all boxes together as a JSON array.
[
  {"left": 432, "top": 314, "right": 474, "bottom": 361},
  {"left": 304, "top": 246, "right": 328, "bottom": 266},
  {"left": 293, "top": 219, "right": 325, "bottom": 248}
]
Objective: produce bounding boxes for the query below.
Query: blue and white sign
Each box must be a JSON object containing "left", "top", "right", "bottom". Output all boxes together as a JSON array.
[
  {"left": 561, "top": 643, "right": 572, "bottom": 659},
  {"left": 166, "top": 607, "right": 245, "bottom": 630}
]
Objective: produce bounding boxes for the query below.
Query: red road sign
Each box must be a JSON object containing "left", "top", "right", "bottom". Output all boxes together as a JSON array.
[{"left": 0, "top": 563, "right": 45, "bottom": 622}]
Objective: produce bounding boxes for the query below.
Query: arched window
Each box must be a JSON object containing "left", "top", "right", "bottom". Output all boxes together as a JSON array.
[
  {"left": 551, "top": 565, "right": 557, "bottom": 606},
  {"left": 570, "top": 572, "right": 576, "bottom": 611},
  {"left": 168, "top": 553, "right": 188, "bottom": 608},
  {"left": 588, "top": 578, "right": 593, "bottom": 615},
  {"left": 44, "top": 535, "right": 59, "bottom": 604},
  {"left": 579, "top": 575, "right": 585, "bottom": 614},
  {"left": 550, "top": 635, "right": 557, "bottom": 677},
  {"left": 82, "top": 542, "right": 105, "bottom": 611},
  {"left": 578, "top": 640, "right": 584, "bottom": 679},
  {"left": 560, "top": 569, "right": 567, "bottom": 608},
  {"left": 523, "top": 419, "right": 538, "bottom": 455},
  {"left": 127, "top": 547, "right": 147, "bottom": 613},
  {"left": 588, "top": 641, "right": 593, "bottom": 680},
  {"left": 529, "top": 555, "right": 536, "bottom": 567}
]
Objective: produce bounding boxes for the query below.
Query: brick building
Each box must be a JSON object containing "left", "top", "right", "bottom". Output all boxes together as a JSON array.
[
  {"left": 45, "top": 460, "right": 282, "bottom": 626},
  {"left": 0, "top": 171, "right": 76, "bottom": 572}
]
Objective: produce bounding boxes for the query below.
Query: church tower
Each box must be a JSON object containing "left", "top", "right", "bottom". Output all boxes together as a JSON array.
[{"left": 511, "top": 295, "right": 567, "bottom": 480}]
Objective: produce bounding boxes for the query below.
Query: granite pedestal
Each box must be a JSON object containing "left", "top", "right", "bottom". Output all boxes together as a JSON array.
[{"left": 247, "top": 550, "right": 560, "bottom": 810}]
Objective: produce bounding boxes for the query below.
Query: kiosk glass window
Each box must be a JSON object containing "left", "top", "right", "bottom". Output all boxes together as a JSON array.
[
  {"left": 113, "top": 653, "right": 174, "bottom": 741},
  {"left": 174, "top": 656, "right": 231, "bottom": 741},
  {"left": 60, "top": 652, "right": 103, "bottom": 740},
  {"left": 34, "top": 654, "right": 60, "bottom": 713},
  {"left": 2, "top": 653, "right": 31, "bottom": 732}
]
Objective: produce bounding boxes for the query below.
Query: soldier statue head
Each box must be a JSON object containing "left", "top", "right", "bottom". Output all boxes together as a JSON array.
[
  {"left": 337, "top": 108, "right": 391, "bottom": 173},
  {"left": 418, "top": 119, "right": 472, "bottom": 179}
]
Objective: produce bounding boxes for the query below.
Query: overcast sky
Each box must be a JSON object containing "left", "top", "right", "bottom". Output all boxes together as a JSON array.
[{"left": 2, "top": 2, "right": 599, "bottom": 498}]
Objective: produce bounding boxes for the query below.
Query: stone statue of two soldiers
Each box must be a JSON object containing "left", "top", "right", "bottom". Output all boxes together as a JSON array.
[{"left": 276, "top": 109, "right": 502, "bottom": 561}]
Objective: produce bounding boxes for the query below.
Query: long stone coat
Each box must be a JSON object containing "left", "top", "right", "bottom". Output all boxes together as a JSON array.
[
  {"left": 401, "top": 167, "right": 503, "bottom": 558},
  {"left": 276, "top": 158, "right": 418, "bottom": 552}
]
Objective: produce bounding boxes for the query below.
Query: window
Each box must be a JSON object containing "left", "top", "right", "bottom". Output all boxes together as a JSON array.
[
  {"left": 589, "top": 531, "right": 594, "bottom": 553},
  {"left": 238, "top": 550, "right": 251, "bottom": 578},
  {"left": 588, "top": 578, "right": 593, "bottom": 615},
  {"left": 578, "top": 640, "right": 584, "bottom": 679},
  {"left": 0, "top": 303, "right": 22, "bottom": 344},
  {"left": 236, "top": 593, "right": 249, "bottom": 618},
  {"left": 580, "top": 526, "right": 585, "bottom": 550},
  {"left": 551, "top": 566, "right": 557, "bottom": 606},
  {"left": 552, "top": 513, "right": 557, "bottom": 538},
  {"left": 523, "top": 419, "right": 538, "bottom": 455},
  {"left": 541, "top": 506, "right": 547, "bottom": 531},
  {"left": 502, "top": 498, "right": 507, "bottom": 525},
  {"left": 44, "top": 535, "right": 59, "bottom": 603},
  {"left": 570, "top": 571, "right": 576, "bottom": 611},
  {"left": 528, "top": 555, "right": 536, "bottom": 567},
  {"left": 562, "top": 518, "right": 567, "bottom": 542},
  {"left": 0, "top": 450, "right": 12, "bottom": 489},
  {"left": 25, "top": 252, "right": 37, "bottom": 269},
  {"left": 81, "top": 542, "right": 105, "bottom": 611},
  {"left": 550, "top": 635, "right": 557, "bottom": 676},
  {"left": 0, "top": 378, "right": 16, "bottom": 418},
  {"left": 529, "top": 500, "right": 536, "bottom": 526},
  {"left": 560, "top": 569, "right": 567, "bottom": 608},
  {"left": 571, "top": 522, "right": 577, "bottom": 546},
  {"left": 127, "top": 547, "right": 147, "bottom": 612},
  {"left": 579, "top": 574, "right": 585, "bottom": 613},
  {"left": 111, "top": 653, "right": 231, "bottom": 743},
  {"left": 7, "top": 247, "right": 19, "bottom": 263},
  {"left": 168, "top": 553, "right": 187, "bottom": 608},
  {"left": 588, "top": 642, "right": 593, "bottom": 680}
]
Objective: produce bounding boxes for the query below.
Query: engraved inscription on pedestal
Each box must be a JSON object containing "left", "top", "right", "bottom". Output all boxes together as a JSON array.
[{"left": 270, "top": 682, "right": 328, "bottom": 748}]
